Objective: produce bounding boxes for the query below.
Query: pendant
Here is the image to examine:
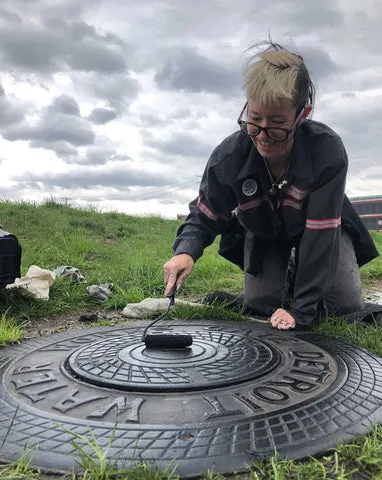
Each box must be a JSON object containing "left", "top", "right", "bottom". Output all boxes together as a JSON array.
[{"left": 269, "top": 185, "right": 277, "bottom": 196}]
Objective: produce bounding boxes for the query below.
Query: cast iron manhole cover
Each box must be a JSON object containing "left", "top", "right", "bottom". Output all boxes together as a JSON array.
[{"left": 1, "top": 319, "right": 382, "bottom": 477}]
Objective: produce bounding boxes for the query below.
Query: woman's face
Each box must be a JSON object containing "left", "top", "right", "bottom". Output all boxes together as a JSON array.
[{"left": 247, "top": 98, "right": 302, "bottom": 164}]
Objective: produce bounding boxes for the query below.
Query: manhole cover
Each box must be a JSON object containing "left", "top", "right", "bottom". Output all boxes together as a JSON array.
[{"left": 0, "top": 320, "right": 382, "bottom": 477}]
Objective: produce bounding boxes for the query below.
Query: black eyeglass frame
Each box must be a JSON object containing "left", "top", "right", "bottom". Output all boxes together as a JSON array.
[{"left": 237, "top": 102, "right": 305, "bottom": 142}]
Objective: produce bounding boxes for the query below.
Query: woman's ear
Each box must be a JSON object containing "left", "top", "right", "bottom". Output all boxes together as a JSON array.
[{"left": 300, "top": 104, "right": 313, "bottom": 124}]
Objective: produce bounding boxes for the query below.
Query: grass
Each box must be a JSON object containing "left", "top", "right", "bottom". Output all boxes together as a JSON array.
[
  {"left": 53, "top": 424, "right": 181, "bottom": 480},
  {"left": 316, "top": 316, "right": 382, "bottom": 356},
  {"left": 2, "top": 424, "right": 382, "bottom": 479},
  {"left": 0, "top": 445, "right": 39, "bottom": 479},
  {"left": 0, "top": 311, "right": 25, "bottom": 345},
  {"left": 0, "top": 199, "right": 243, "bottom": 321},
  {"left": 360, "top": 231, "right": 382, "bottom": 281},
  {"left": 0, "top": 199, "right": 382, "bottom": 479}
]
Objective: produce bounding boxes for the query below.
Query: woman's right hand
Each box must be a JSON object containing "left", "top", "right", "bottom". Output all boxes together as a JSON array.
[{"left": 163, "top": 254, "right": 195, "bottom": 295}]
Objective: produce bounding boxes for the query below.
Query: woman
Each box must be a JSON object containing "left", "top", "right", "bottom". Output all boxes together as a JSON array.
[{"left": 163, "top": 42, "right": 379, "bottom": 330}]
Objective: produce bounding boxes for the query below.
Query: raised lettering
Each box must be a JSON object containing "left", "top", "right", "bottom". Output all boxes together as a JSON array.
[
  {"left": 52, "top": 389, "right": 107, "bottom": 413},
  {"left": 11, "top": 371, "right": 57, "bottom": 390},
  {"left": 39, "top": 344, "right": 74, "bottom": 352},
  {"left": 204, "top": 395, "right": 243, "bottom": 420},
  {"left": 251, "top": 386, "right": 290, "bottom": 404},
  {"left": 290, "top": 369, "right": 331, "bottom": 384},
  {"left": 19, "top": 383, "right": 68, "bottom": 403},
  {"left": 258, "top": 334, "right": 301, "bottom": 344},
  {"left": 40, "top": 333, "right": 122, "bottom": 351},
  {"left": 268, "top": 375, "right": 317, "bottom": 393},
  {"left": 87, "top": 397, "right": 145, "bottom": 423},
  {"left": 292, "top": 351, "right": 325, "bottom": 359},
  {"left": 12, "top": 363, "right": 53, "bottom": 374},
  {"left": 232, "top": 392, "right": 263, "bottom": 413},
  {"left": 292, "top": 358, "right": 330, "bottom": 371}
]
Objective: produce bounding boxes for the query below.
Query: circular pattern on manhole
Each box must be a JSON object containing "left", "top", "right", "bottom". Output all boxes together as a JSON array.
[
  {"left": 0, "top": 320, "right": 382, "bottom": 477},
  {"left": 66, "top": 329, "right": 280, "bottom": 391}
]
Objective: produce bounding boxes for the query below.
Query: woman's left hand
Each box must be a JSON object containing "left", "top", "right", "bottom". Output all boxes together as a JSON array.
[{"left": 269, "top": 308, "right": 296, "bottom": 330}]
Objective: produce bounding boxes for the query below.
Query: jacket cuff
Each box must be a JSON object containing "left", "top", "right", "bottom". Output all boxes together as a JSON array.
[
  {"left": 173, "top": 240, "right": 204, "bottom": 263},
  {"left": 288, "top": 308, "right": 318, "bottom": 330}
]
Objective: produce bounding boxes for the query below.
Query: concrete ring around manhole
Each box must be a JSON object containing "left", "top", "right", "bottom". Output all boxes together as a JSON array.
[{"left": 0, "top": 319, "right": 382, "bottom": 478}]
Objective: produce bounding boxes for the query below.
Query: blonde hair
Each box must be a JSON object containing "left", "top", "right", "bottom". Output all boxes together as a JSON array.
[{"left": 243, "top": 43, "right": 314, "bottom": 111}]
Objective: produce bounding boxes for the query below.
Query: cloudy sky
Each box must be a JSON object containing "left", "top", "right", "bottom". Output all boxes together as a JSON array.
[{"left": 0, "top": 0, "right": 381, "bottom": 218}]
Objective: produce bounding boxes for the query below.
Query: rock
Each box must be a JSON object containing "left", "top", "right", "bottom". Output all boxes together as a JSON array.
[
  {"left": 87, "top": 283, "right": 113, "bottom": 303},
  {"left": 121, "top": 298, "right": 201, "bottom": 319}
]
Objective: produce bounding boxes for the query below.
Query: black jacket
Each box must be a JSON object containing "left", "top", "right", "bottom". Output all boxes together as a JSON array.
[{"left": 173, "top": 120, "right": 379, "bottom": 325}]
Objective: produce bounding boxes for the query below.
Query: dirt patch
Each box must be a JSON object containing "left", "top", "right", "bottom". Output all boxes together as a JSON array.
[
  {"left": 363, "top": 279, "right": 382, "bottom": 302},
  {"left": 23, "top": 307, "right": 134, "bottom": 340}
]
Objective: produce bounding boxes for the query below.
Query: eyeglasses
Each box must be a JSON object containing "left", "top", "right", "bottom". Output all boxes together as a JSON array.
[{"left": 237, "top": 102, "right": 305, "bottom": 142}]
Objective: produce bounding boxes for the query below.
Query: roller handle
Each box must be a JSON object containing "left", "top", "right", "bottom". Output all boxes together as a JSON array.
[{"left": 167, "top": 283, "right": 177, "bottom": 305}]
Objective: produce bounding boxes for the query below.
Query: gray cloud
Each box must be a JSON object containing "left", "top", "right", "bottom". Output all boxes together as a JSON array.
[
  {"left": 138, "top": 108, "right": 202, "bottom": 128},
  {"left": 1, "top": 0, "right": 382, "bottom": 210},
  {"left": 0, "top": 84, "right": 26, "bottom": 127},
  {"left": 1, "top": 0, "right": 89, "bottom": 23},
  {"left": 29, "top": 140, "right": 77, "bottom": 157},
  {"left": 12, "top": 165, "right": 178, "bottom": 189},
  {"left": 329, "top": 66, "right": 382, "bottom": 94},
  {"left": 316, "top": 97, "right": 382, "bottom": 185},
  {"left": 80, "top": 186, "right": 197, "bottom": 205},
  {"left": 297, "top": 45, "right": 340, "bottom": 81},
  {"left": 73, "top": 72, "right": 140, "bottom": 110},
  {"left": 4, "top": 116, "right": 94, "bottom": 147},
  {"left": 0, "top": 6, "right": 22, "bottom": 24},
  {"left": 3, "top": 94, "right": 94, "bottom": 156},
  {"left": 110, "top": 153, "right": 132, "bottom": 162},
  {"left": 145, "top": 131, "right": 214, "bottom": 159},
  {"left": 47, "top": 95, "right": 81, "bottom": 116},
  {"left": 280, "top": 0, "right": 344, "bottom": 33},
  {"left": 88, "top": 108, "right": 117, "bottom": 124},
  {"left": 139, "top": 113, "right": 169, "bottom": 128},
  {"left": 324, "top": 99, "right": 382, "bottom": 148},
  {"left": 84, "top": 146, "right": 116, "bottom": 165},
  {"left": 0, "top": 8, "right": 129, "bottom": 75},
  {"left": 339, "top": 5, "right": 382, "bottom": 57},
  {"left": 155, "top": 47, "right": 242, "bottom": 96}
]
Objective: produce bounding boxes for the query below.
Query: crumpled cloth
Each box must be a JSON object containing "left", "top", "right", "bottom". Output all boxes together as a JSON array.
[
  {"left": 87, "top": 283, "right": 114, "bottom": 303},
  {"left": 121, "top": 297, "right": 201, "bottom": 319},
  {"left": 5, "top": 265, "right": 55, "bottom": 300},
  {"left": 53, "top": 265, "right": 86, "bottom": 283}
]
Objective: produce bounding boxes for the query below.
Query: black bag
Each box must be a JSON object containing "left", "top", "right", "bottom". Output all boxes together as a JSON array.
[{"left": 0, "top": 226, "right": 22, "bottom": 289}]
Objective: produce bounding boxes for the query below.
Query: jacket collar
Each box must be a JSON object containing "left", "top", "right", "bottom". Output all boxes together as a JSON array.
[
  {"left": 237, "top": 124, "right": 315, "bottom": 187},
  {"left": 237, "top": 140, "right": 263, "bottom": 180}
]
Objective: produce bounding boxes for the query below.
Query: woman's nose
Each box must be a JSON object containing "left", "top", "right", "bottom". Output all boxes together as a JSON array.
[{"left": 257, "top": 128, "right": 269, "bottom": 141}]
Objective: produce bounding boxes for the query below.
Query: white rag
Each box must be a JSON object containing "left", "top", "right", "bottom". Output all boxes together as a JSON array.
[{"left": 5, "top": 265, "right": 56, "bottom": 300}]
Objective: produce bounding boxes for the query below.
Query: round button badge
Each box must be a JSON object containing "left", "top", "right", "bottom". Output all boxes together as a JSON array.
[{"left": 242, "top": 179, "right": 258, "bottom": 196}]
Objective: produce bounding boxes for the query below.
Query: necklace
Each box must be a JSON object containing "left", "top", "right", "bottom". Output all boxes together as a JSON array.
[{"left": 263, "top": 158, "right": 289, "bottom": 196}]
